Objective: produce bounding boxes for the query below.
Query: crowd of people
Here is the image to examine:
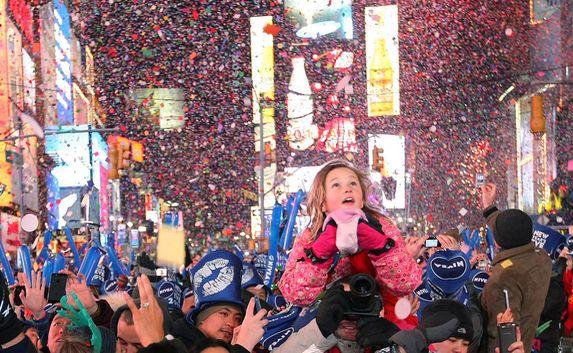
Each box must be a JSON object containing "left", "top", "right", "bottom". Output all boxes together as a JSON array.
[{"left": 1, "top": 159, "right": 571, "bottom": 353}]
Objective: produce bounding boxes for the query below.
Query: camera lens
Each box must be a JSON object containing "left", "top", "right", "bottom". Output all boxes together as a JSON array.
[{"left": 349, "top": 274, "right": 378, "bottom": 313}]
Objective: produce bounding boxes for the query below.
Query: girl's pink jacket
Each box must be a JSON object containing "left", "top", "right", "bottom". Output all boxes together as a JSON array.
[{"left": 279, "top": 217, "right": 423, "bottom": 306}]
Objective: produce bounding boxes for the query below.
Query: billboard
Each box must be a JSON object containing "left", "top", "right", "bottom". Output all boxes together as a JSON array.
[
  {"left": 131, "top": 88, "right": 186, "bottom": 129},
  {"left": 365, "top": 5, "right": 400, "bottom": 116},
  {"left": 368, "top": 134, "right": 406, "bottom": 209},
  {"left": 45, "top": 125, "right": 91, "bottom": 187},
  {"left": 0, "top": 0, "right": 10, "bottom": 129},
  {"left": 283, "top": 166, "right": 322, "bottom": 194},
  {"left": 45, "top": 125, "right": 107, "bottom": 228},
  {"left": 0, "top": 142, "right": 13, "bottom": 207},
  {"left": 54, "top": 0, "right": 73, "bottom": 125},
  {"left": 251, "top": 16, "right": 278, "bottom": 211},
  {"left": 1, "top": 213, "right": 21, "bottom": 252},
  {"left": 284, "top": 0, "right": 353, "bottom": 40},
  {"left": 516, "top": 99, "right": 534, "bottom": 213}
]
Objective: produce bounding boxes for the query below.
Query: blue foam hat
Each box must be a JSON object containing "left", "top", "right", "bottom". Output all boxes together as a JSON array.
[
  {"left": 241, "top": 263, "right": 265, "bottom": 290},
  {"left": 187, "top": 250, "right": 244, "bottom": 322},
  {"left": 425, "top": 250, "right": 470, "bottom": 297},
  {"left": 532, "top": 224, "right": 566, "bottom": 261}
]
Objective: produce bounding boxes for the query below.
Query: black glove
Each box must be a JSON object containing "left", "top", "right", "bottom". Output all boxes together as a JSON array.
[
  {"left": 390, "top": 312, "right": 460, "bottom": 353},
  {"left": 316, "top": 285, "right": 351, "bottom": 337},
  {"left": 357, "top": 317, "right": 401, "bottom": 348},
  {"left": 0, "top": 271, "right": 24, "bottom": 345}
]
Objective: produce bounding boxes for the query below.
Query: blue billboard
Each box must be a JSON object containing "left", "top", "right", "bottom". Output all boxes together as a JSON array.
[
  {"left": 54, "top": 0, "right": 73, "bottom": 125},
  {"left": 45, "top": 125, "right": 106, "bottom": 229}
]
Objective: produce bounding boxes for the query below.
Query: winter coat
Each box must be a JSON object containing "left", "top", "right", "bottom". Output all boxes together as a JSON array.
[
  {"left": 481, "top": 243, "right": 552, "bottom": 353},
  {"left": 279, "top": 216, "right": 422, "bottom": 306},
  {"left": 271, "top": 318, "right": 378, "bottom": 353},
  {"left": 170, "top": 317, "right": 251, "bottom": 353}
]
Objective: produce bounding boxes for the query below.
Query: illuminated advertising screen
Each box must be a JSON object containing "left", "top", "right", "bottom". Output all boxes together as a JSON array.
[
  {"left": 46, "top": 126, "right": 107, "bottom": 228},
  {"left": 46, "top": 125, "right": 91, "bottom": 187},
  {"left": 530, "top": 0, "right": 560, "bottom": 24},
  {"left": 251, "top": 16, "right": 277, "bottom": 210},
  {"left": 368, "top": 134, "right": 406, "bottom": 209},
  {"left": 284, "top": 0, "right": 353, "bottom": 40},
  {"left": 365, "top": 5, "right": 400, "bottom": 116},
  {"left": 7, "top": 19, "right": 23, "bottom": 110},
  {"left": 283, "top": 166, "right": 322, "bottom": 194},
  {"left": 131, "top": 88, "right": 186, "bottom": 129},
  {"left": 1, "top": 212, "right": 21, "bottom": 252},
  {"left": 0, "top": 143, "right": 13, "bottom": 207},
  {"left": 54, "top": 0, "right": 73, "bottom": 125},
  {"left": 516, "top": 100, "right": 534, "bottom": 213},
  {"left": 274, "top": 0, "right": 360, "bottom": 158}
]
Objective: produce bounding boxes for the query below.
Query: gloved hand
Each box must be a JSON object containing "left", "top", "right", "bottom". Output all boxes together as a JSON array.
[
  {"left": 324, "top": 209, "right": 365, "bottom": 256},
  {"left": 357, "top": 217, "right": 394, "bottom": 256},
  {"left": 390, "top": 311, "right": 460, "bottom": 353},
  {"left": 357, "top": 317, "right": 401, "bottom": 348},
  {"left": 316, "top": 285, "right": 351, "bottom": 337},
  {"left": 305, "top": 219, "right": 338, "bottom": 266},
  {"left": 0, "top": 271, "right": 24, "bottom": 345}
]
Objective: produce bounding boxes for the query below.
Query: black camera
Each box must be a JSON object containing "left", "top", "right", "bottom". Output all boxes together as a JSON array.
[{"left": 343, "top": 274, "right": 382, "bottom": 318}]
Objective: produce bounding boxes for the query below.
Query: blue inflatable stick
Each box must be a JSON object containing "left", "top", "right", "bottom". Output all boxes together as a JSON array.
[
  {"left": 105, "top": 246, "right": 129, "bottom": 277},
  {"left": 485, "top": 226, "right": 496, "bottom": 262},
  {"left": 43, "top": 258, "right": 54, "bottom": 287},
  {"left": 279, "top": 190, "right": 304, "bottom": 251},
  {"left": 64, "top": 227, "right": 81, "bottom": 269},
  {"left": 78, "top": 247, "right": 103, "bottom": 285},
  {"left": 36, "top": 230, "right": 53, "bottom": 264},
  {"left": 17, "top": 246, "right": 33, "bottom": 286},
  {"left": 264, "top": 203, "right": 284, "bottom": 287},
  {"left": 54, "top": 252, "right": 66, "bottom": 273},
  {"left": 0, "top": 240, "right": 15, "bottom": 285}
]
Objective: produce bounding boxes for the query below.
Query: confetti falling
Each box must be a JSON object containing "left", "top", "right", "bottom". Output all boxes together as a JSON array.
[{"left": 12, "top": 0, "right": 567, "bottom": 236}]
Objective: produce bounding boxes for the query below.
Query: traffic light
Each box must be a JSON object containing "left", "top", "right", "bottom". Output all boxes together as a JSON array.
[
  {"left": 372, "top": 146, "right": 385, "bottom": 171},
  {"left": 117, "top": 141, "right": 131, "bottom": 173},
  {"left": 531, "top": 95, "right": 546, "bottom": 134},
  {"left": 108, "top": 142, "right": 119, "bottom": 179}
]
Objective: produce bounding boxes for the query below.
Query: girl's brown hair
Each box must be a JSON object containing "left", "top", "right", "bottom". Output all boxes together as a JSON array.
[{"left": 305, "top": 159, "right": 384, "bottom": 242}]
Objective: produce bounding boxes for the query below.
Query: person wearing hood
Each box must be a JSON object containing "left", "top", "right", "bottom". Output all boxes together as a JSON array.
[
  {"left": 480, "top": 183, "right": 552, "bottom": 353},
  {"left": 141, "top": 250, "right": 268, "bottom": 353},
  {"left": 415, "top": 250, "right": 486, "bottom": 353},
  {"left": 530, "top": 224, "right": 568, "bottom": 353}
]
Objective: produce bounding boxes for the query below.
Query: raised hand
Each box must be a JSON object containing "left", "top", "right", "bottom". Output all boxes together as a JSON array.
[
  {"left": 405, "top": 236, "right": 428, "bottom": 259},
  {"left": 20, "top": 271, "right": 47, "bottom": 320},
  {"left": 63, "top": 271, "right": 97, "bottom": 315},
  {"left": 233, "top": 297, "right": 268, "bottom": 352},
  {"left": 123, "top": 274, "right": 165, "bottom": 347},
  {"left": 436, "top": 235, "right": 460, "bottom": 251},
  {"left": 496, "top": 308, "right": 514, "bottom": 325},
  {"left": 481, "top": 183, "right": 497, "bottom": 209}
]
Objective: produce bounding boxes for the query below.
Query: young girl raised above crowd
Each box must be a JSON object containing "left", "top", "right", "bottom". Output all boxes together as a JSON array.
[{"left": 279, "top": 159, "right": 422, "bottom": 306}]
